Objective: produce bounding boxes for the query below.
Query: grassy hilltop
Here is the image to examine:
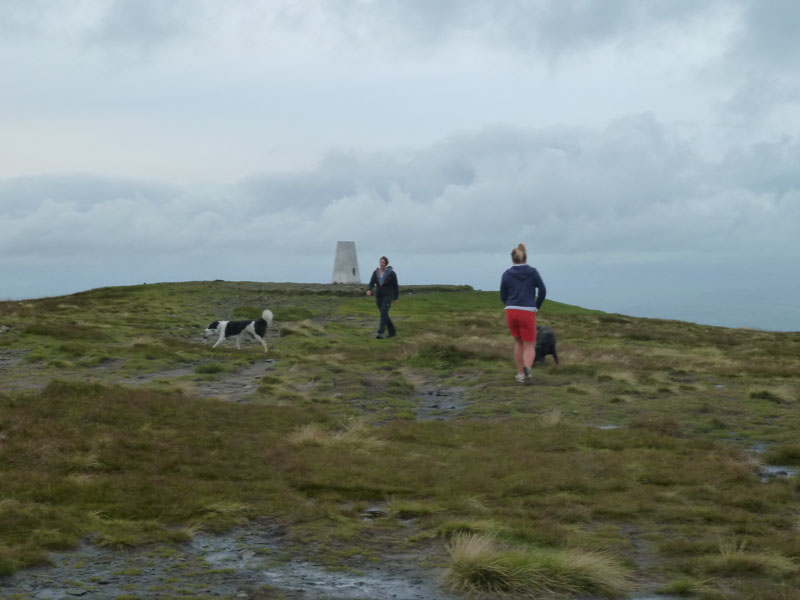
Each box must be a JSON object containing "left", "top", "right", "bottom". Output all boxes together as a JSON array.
[{"left": 1, "top": 281, "right": 799, "bottom": 599}]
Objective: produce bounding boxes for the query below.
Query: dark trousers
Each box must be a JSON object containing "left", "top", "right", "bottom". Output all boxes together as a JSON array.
[{"left": 377, "top": 295, "right": 396, "bottom": 335}]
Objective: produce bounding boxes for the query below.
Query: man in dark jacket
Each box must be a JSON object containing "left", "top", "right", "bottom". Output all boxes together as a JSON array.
[{"left": 366, "top": 256, "right": 399, "bottom": 339}]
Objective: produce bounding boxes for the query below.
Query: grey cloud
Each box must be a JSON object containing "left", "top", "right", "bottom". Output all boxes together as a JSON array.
[
  {"left": 239, "top": 144, "right": 477, "bottom": 213},
  {"left": 0, "top": 0, "right": 210, "bottom": 56},
  {"left": 3, "top": 118, "right": 799, "bottom": 331},
  {"left": 0, "top": 0, "right": 59, "bottom": 36},
  {"left": 716, "top": 1, "right": 800, "bottom": 120},
  {"left": 0, "top": 175, "right": 178, "bottom": 216},
  {"left": 488, "top": 0, "right": 707, "bottom": 57},
  {"left": 4, "top": 0, "right": 720, "bottom": 62},
  {"left": 722, "top": 74, "right": 800, "bottom": 123},
  {"left": 5, "top": 0, "right": 789, "bottom": 77},
  {"left": 4, "top": 116, "right": 794, "bottom": 264},
  {"left": 83, "top": 0, "right": 205, "bottom": 56},
  {"left": 718, "top": 137, "right": 800, "bottom": 195},
  {"left": 321, "top": 0, "right": 713, "bottom": 58},
  {"left": 733, "top": 0, "right": 800, "bottom": 70}
]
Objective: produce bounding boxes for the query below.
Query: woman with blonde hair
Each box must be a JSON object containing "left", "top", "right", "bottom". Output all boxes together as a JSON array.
[{"left": 500, "top": 243, "right": 546, "bottom": 384}]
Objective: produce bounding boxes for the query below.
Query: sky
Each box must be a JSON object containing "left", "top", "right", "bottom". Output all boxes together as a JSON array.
[{"left": 1, "top": 0, "right": 799, "bottom": 331}]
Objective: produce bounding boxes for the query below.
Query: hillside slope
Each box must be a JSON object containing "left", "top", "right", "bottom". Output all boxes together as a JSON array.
[{"left": 1, "top": 281, "right": 799, "bottom": 599}]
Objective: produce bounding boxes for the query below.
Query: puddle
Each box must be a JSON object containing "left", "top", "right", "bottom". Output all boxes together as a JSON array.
[
  {"left": 360, "top": 504, "right": 388, "bottom": 520},
  {"left": 749, "top": 441, "right": 770, "bottom": 454},
  {"left": 195, "top": 359, "right": 278, "bottom": 403},
  {"left": 746, "top": 443, "right": 798, "bottom": 481},
  {"left": 1, "top": 525, "right": 458, "bottom": 600},
  {"left": 0, "top": 348, "right": 26, "bottom": 367},
  {"left": 415, "top": 386, "right": 467, "bottom": 421},
  {"left": 123, "top": 359, "right": 278, "bottom": 403},
  {"left": 252, "top": 558, "right": 452, "bottom": 600},
  {"left": 0, "top": 349, "right": 38, "bottom": 391},
  {"left": 760, "top": 464, "right": 798, "bottom": 481}
]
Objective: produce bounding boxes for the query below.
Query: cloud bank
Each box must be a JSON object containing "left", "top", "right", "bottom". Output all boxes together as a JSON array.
[
  {"left": 1, "top": 1, "right": 799, "bottom": 330},
  {"left": 3, "top": 115, "right": 798, "bottom": 328}
]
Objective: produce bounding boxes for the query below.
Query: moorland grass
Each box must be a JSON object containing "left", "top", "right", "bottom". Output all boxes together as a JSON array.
[
  {"left": 444, "top": 533, "right": 630, "bottom": 597},
  {"left": 1, "top": 281, "right": 799, "bottom": 599},
  {"left": 764, "top": 443, "right": 800, "bottom": 465}
]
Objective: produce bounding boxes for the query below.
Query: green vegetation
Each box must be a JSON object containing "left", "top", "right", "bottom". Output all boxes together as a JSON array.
[
  {"left": 444, "top": 533, "right": 629, "bottom": 597},
  {"left": 1, "top": 280, "right": 799, "bottom": 599}
]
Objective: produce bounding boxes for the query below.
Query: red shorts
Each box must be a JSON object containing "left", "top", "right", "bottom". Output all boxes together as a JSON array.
[{"left": 506, "top": 309, "right": 537, "bottom": 342}]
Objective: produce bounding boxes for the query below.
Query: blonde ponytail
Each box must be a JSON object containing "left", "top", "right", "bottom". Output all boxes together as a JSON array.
[{"left": 511, "top": 243, "right": 527, "bottom": 264}]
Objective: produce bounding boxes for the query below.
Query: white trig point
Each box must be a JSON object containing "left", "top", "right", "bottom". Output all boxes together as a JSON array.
[{"left": 332, "top": 241, "right": 361, "bottom": 284}]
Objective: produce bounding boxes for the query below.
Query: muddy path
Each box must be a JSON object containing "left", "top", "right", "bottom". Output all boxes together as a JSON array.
[
  {"left": 0, "top": 348, "right": 477, "bottom": 599},
  {"left": 122, "top": 358, "right": 279, "bottom": 404},
  {"left": 0, "top": 345, "right": 277, "bottom": 404},
  {"left": 0, "top": 347, "right": 678, "bottom": 600},
  {"left": 414, "top": 385, "right": 468, "bottom": 421},
  {"left": 1, "top": 522, "right": 460, "bottom": 600}
]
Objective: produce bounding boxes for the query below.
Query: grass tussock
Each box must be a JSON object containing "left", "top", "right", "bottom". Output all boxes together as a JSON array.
[
  {"left": 443, "top": 533, "right": 630, "bottom": 597},
  {"left": 700, "top": 539, "right": 796, "bottom": 577},
  {"left": 437, "top": 519, "right": 511, "bottom": 540},
  {"left": 657, "top": 576, "right": 711, "bottom": 596},
  {"left": 280, "top": 319, "right": 324, "bottom": 337},
  {"left": 540, "top": 407, "right": 564, "bottom": 427},
  {"left": 94, "top": 519, "right": 193, "bottom": 548},
  {"left": 748, "top": 385, "right": 796, "bottom": 404},
  {"left": 764, "top": 443, "right": 800, "bottom": 466},
  {"left": 386, "top": 498, "right": 442, "bottom": 519},
  {"left": 287, "top": 417, "right": 384, "bottom": 449}
]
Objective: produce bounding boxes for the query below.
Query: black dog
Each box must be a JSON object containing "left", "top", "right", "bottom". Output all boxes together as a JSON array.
[{"left": 534, "top": 325, "right": 558, "bottom": 365}]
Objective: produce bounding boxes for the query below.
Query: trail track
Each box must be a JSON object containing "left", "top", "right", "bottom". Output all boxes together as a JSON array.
[
  {"left": 0, "top": 346, "right": 473, "bottom": 600},
  {"left": 1, "top": 522, "right": 459, "bottom": 600}
]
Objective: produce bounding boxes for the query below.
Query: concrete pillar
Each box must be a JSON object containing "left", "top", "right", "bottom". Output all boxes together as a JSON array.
[{"left": 332, "top": 241, "right": 361, "bottom": 284}]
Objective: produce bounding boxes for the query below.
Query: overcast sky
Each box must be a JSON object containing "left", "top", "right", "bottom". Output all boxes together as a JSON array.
[{"left": 2, "top": 0, "right": 799, "bottom": 330}]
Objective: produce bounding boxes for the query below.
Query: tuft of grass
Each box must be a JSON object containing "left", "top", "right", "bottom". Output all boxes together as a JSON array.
[
  {"left": 280, "top": 319, "right": 324, "bottom": 337},
  {"left": 278, "top": 307, "right": 314, "bottom": 321},
  {"left": 540, "top": 407, "right": 564, "bottom": 427},
  {"left": 764, "top": 443, "right": 800, "bottom": 466},
  {"left": 699, "top": 539, "right": 796, "bottom": 577},
  {"left": 437, "top": 520, "right": 510, "bottom": 540},
  {"left": 286, "top": 417, "right": 384, "bottom": 449},
  {"left": 749, "top": 386, "right": 795, "bottom": 404},
  {"left": 404, "top": 336, "right": 505, "bottom": 369},
  {"left": 231, "top": 306, "right": 264, "bottom": 319},
  {"left": 22, "top": 322, "right": 110, "bottom": 341},
  {"left": 94, "top": 519, "right": 194, "bottom": 549},
  {"left": 443, "top": 533, "right": 630, "bottom": 597},
  {"left": 657, "top": 576, "right": 711, "bottom": 596},
  {"left": 386, "top": 498, "right": 441, "bottom": 519},
  {"left": 194, "top": 362, "right": 232, "bottom": 375},
  {"left": 630, "top": 415, "right": 685, "bottom": 437}
]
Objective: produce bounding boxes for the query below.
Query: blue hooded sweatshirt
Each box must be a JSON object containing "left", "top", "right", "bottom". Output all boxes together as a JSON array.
[{"left": 500, "top": 264, "right": 546, "bottom": 311}]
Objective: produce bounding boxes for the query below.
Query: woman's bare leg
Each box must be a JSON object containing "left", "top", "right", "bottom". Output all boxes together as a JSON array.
[{"left": 514, "top": 338, "right": 525, "bottom": 373}]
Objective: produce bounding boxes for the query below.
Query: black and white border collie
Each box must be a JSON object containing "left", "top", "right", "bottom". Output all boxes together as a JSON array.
[{"left": 205, "top": 309, "right": 274, "bottom": 352}]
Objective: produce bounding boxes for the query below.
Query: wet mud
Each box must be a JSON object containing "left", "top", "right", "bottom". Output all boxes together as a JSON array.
[
  {"left": 123, "top": 358, "right": 278, "bottom": 404},
  {"left": 0, "top": 347, "right": 472, "bottom": 599},
  {"left": 1, "top": 524, "right": 459, "bottom": 600},
  {"left": 414, "top": 385, "right": 468, "bottom": 421}
]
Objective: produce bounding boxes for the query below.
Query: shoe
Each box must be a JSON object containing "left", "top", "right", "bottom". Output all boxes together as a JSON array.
[
  {"left": 386, "top": 332, "right": 397, "bottom": 338},
  {"left": 515, "top": 373, "right": 527, "bottom": 384},
  {"left": 376, "top": 334, "right": 385, "bottom": 339},
  {"left": 524, "top": 366, "right": 532, "bottom": 384}
]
